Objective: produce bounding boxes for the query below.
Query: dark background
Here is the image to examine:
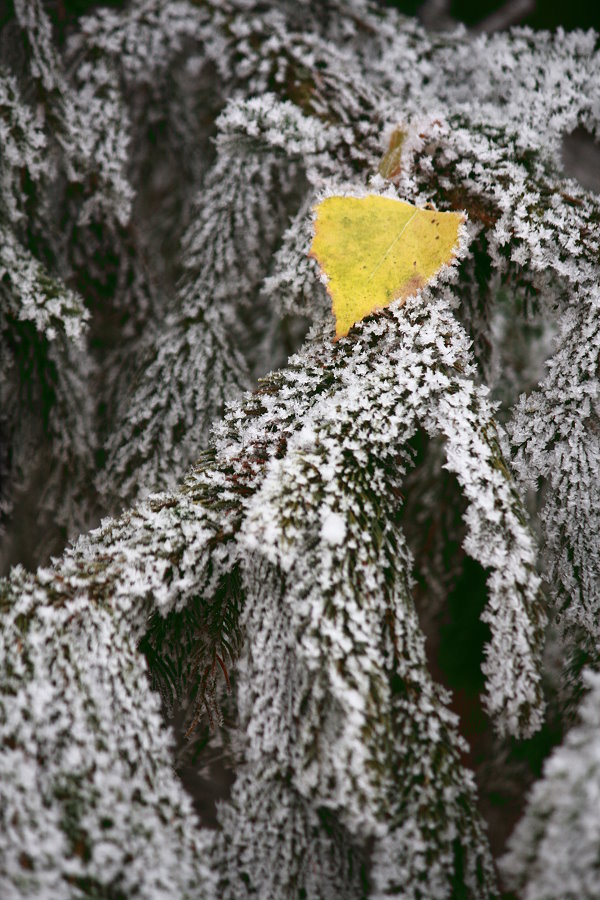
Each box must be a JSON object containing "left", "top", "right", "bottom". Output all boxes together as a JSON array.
[
  {"left": 385, "top": 0, "right": 600, "bottom": 32},
  {"left": 19, "top": 1, "right": 600, "bottom": 36}
]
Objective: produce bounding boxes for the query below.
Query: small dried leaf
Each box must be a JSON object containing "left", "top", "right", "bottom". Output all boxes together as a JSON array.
[{"left": 377, "top": 127, "right": 407, "bottom": 180}]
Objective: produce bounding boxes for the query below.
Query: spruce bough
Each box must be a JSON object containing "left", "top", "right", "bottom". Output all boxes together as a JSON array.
[{"left": 0, "top": 1, "right": 599, "bottom": 896}]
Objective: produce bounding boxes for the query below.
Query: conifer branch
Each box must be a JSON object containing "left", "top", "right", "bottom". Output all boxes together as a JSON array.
[{"left": 1, "top": 1, "right": 599, "bottom": 895}]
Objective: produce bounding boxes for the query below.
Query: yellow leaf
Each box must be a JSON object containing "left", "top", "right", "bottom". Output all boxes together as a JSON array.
[{"left": 309, "top": 195, "right": 464, "bottom": 340}]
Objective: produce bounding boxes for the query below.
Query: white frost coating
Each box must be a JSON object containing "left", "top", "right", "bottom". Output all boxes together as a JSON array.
[
  {"left": 420, "top": 377, "right": 545, "bottom": 736},
  {"left": 320, "top": 510, "right": 347, "bottom": 545},
  {"left": 1, "top": 0, "right": 600, "bottom": 896},
  {"left": 234, "top": 281, "right": 541, "bottom": 895},
  {"left": 14, "top": 0, "right": 133, "bottom": 226},
  {"left": 501, "top": 670, "right": 600, "bottom": 899},
  {"left": 0, "top": 226, "right": 89, "bottom": 340},
  {"left": 99, "top": 94, "right": 317, "bottom": 507},
  {"left": 0, "top": 594, "right": 217, "bottom": 899},
  {"left": 1, "top": 328, "right": 365, "bottom": 896},
  {"left": 216, "top": 94, "right": 343, "bottom": 157}
]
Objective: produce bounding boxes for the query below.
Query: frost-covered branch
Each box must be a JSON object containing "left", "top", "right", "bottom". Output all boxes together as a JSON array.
[
  {"left": 501, "top": 669, "right": 600, "bottom": 898},
  {"left": 2, "top": 1, "right": 600, "bottom": 895}
]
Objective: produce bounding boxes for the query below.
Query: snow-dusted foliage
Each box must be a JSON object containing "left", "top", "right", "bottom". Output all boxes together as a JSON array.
[
  {"left": 0, "top": 564, "right": 217, "bottom": 899},
  {"left": 1, "top": 1, "right": 599, "bottom": 897},
  {"left": 501, "top": 669, "right": 600, "bottom": 898}
]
